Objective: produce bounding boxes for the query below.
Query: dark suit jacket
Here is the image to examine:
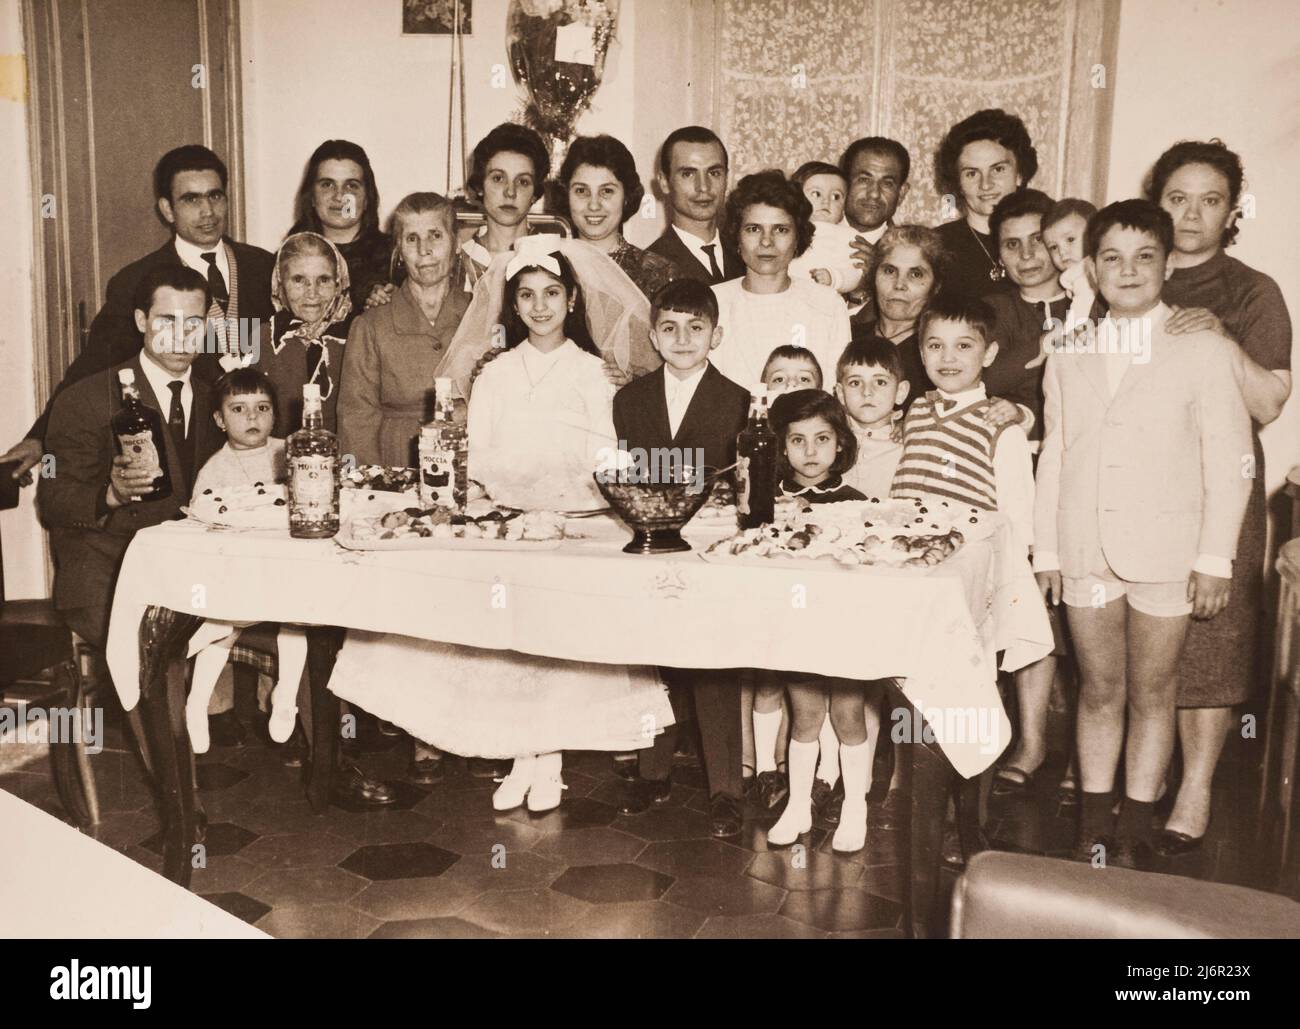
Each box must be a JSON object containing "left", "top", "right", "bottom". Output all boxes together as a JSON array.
[
  {"left": 28, "top": 237, "right": 275, "bottom": 440},
  {"left": 646, "top": 227, "right": 743, "bottom": 285},
  {"left": 613, "top": 362, "right": 750, "bottom": 474},
  {"left": 38, "top": 355, "right": 221, "bottom": 614}
]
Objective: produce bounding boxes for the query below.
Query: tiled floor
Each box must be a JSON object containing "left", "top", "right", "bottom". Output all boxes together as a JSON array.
[{"left": 0, "top": 696, "right": 1280, "bottom": 938}]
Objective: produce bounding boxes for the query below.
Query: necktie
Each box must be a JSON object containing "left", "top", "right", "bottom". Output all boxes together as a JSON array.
[
  {"left": 701, "top": 243, "right": 723, "bottom": 283},
  {"left": 201, "top": 251, "right": 229, "bottom": 307},
  {"left": 167, "top": 381, "right": 186, "bottom": 441}
]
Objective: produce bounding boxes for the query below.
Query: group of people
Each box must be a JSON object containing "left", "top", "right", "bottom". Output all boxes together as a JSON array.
[{"left": 7, "top": 106, "right": 1291, "bottom": 875}]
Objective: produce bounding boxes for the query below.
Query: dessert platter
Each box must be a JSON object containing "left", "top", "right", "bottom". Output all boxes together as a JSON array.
[
  {"left": 335, "top": 498, "right": 566, "bottom": 551},
  {"left": 702, "top": 496, "right": 992, "bottom": 571},
  {"left": 185, "top": 482, "right": 289, "bottom": 531}
]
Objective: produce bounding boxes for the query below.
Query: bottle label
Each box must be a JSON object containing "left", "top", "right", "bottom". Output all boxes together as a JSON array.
[
  {"left": 118, "top": 431, "right": 163, "bottom": 482},
  {"left": 736, "top": 455, "right": 751, "bottom": 516},
  {"left": 420, "top": 447, "right": 456, "bottom": 508},
  {"left": 290, "top": 455, "right": 336, "bottom": 514}
]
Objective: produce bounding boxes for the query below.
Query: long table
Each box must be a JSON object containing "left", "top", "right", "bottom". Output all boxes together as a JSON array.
[{"left": 105, "top": 514, "right": 1051, "bottom": 889}]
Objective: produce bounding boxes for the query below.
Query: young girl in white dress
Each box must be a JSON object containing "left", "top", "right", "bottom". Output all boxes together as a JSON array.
[{"left": 326, "top": 236, "right": 673, "bottom": 813}]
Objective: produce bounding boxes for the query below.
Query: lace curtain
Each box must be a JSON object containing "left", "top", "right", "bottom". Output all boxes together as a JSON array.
[{"left": 714, "top": 0, "right": 1120, "bottom": 220}]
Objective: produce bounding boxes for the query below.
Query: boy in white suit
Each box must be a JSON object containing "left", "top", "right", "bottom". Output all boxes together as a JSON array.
[{"left": 1033, "top": 199, "right": 1251, "bottom": 869}]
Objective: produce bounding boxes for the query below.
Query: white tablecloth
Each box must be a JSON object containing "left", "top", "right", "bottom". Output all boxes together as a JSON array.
[{"left": 106, "top": 515, "right": 1051, "bottom": 777}]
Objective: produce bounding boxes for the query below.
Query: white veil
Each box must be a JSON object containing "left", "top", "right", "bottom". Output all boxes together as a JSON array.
[{"left": 443, "top": 235, "right": 661, "bottom": 399}]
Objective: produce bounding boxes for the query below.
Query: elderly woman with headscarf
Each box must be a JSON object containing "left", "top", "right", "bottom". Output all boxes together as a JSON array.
[{"left": 253, "top": 230, "right": 354, "bottom": 436}]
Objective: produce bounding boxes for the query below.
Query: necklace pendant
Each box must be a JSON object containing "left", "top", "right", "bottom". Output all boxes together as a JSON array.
[{"left": 989, "top": 265, "right": 1005, "bottom": 282}]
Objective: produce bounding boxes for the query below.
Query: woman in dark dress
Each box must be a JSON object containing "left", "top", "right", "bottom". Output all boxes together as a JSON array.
[
  {"left": 1149, "top": 139, "right": 1293, "bottom": 853},
  {"left": 553, "top": 134, "right": 677, "bottom": 301},
  {"left": 932, "top": 109, "right": 1038, "bottom": 299},
  {"left": 289, "top": 139, "right": 391, "bottom": 310}
]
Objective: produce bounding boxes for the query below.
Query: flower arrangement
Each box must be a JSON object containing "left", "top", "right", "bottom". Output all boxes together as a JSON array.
[{"left": 507, "top": 0, "right": 619, "bottom": 166}]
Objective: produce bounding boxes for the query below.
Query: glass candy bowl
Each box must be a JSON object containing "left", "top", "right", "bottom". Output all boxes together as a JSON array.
[{"left": 593, "top": 470, "right": 716, "bottom": 555}]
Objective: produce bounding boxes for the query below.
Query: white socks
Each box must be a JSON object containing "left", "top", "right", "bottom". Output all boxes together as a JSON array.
[
  {"left": 753, "top": 707, "right": 782, "bottom": 775},
  {"left": 816, "top": 713, "right": 840, "bottom": 786},
  {"left": 833, "top": 740, "right": 872, "bottom": 853},
  {"left": 267, "top": 627, "right": 307, "bottom": 744},
  {"left": 493, "top": 754, "right": 537, "bottom": 811},
  {"left": 186, "top": 643, "right": 234, "bottom": 754},
  {"left": 527, "top": 751, "right": 565, "bottom": 812},
  {"left": 768, "top": 739, "right": 818, "bottom": 845}
]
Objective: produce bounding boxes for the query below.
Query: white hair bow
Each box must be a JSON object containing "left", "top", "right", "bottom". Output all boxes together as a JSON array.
[{"left": 504, "top": 233, "right": 565, "bottom": 281}]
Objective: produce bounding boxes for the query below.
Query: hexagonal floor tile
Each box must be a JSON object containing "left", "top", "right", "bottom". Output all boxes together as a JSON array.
[
  {"left": 245, "top": 866, "right": 369, "bottom": 907},
  {"left": 530, "top": 826, "right": 647, "bottom": 866},
  {"left": 201, "top": 891, "right": 271, "bottom": 925},
  {"left": 338, "top": 841, "right": 459, "bottom": 881},
  {"left": 256, "top": 902, "right": 380, "bottom": 939},
  {"left": 661, "top": 874, "right": 786, "bottom": 917},
  {"left": 237, "top": 831, "right": 359, "bottom": 869},
  {"left": 140, "top": 821, "right": 259, "bottom": 857},
  {"left": 635, "top": 838, "right": 754, "bottom": 879},
  {"left": 550, "top": 862, "right": 673, "bottom": 904},
  {"left": 505, "top": 796, "right": 620, "bottom": 833},
  {"left": 613, "top": 804, "right": 712, "bottom": 842},
  {"left": 571, "top": 900, "right": 707, "bottom": 939},
  {"left": 780, "top": 888, "right": 903, "bottom": 932},
  {"left": 695, "top": 912, "right": 824, "bottom": 939},
  {"left": 195, "top": 763, "right": 249, "bottom": 791},
  {"left": 746, "top": 848, "right": 865, "bottom": 891},
  {"left": 369, "top": 917, "right": 502, "bottom": 939},
  {"left": 349, "top": 876, "right": 480, "bottom": 922},
  {"left": 459, "top": 887, "right": 591, "bottom": 936}
]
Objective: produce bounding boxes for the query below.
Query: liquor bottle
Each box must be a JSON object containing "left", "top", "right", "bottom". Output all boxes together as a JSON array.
[
  {"left": 286, "top": 383, "right": 339, "bottom": 538},
  {"left": 418, "top": 377, "right": 468, "bottom": 513},
  {"left": 110, "top": 368, "right": 172, "bottom": 501},
  {"left": 735, "top": 387, "right": 777, "bottom": 529}
]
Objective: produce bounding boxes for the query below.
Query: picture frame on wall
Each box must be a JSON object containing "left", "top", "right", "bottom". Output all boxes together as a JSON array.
[{"left": 402, "top": 0, "right": 472, "bottom": 35}]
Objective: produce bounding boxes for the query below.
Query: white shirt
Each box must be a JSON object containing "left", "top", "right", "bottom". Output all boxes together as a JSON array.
[
  {"left": 671, "top": 224, "right": 726, "bottom": 277},
  {"left": 663, "top": 363, "right": 707, "bottom": 437},
  {"left": 173, "top": 234, "right": 230, "bottom": 293},
  {"left": 789, "top": 219, "right": 864, "bottom": 293},
  {"left": 137, "top": 353, "right": 193, "bottom": 432},
  {"left": 936, "top": 383, "right": 1035, "bottom": 558}
]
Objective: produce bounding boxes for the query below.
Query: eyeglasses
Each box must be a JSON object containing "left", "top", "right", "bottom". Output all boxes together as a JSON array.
[{"left": 174, "top": 189, "right": 228, "bottom": 209}]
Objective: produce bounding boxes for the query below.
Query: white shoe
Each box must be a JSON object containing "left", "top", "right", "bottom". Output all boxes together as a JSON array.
[
  {"left": 832, "top": 799, "right": 868, "bottom": 853},
  {"left": 527, "top": 774, "right": 566, "bottom": 812},
  {"left": 268, "top": 704, "right": 298, "bottom": 744},
  {"left": 492, "top": 756, "right": 536, "bottom": 811},
  {"left": 767, "top": 802, "right": 812, "bottom": 846},
  {"left": 186, "top": 698, "right": 211, "bottom": 755}
]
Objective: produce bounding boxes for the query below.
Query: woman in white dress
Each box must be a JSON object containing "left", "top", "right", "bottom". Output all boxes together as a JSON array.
[
  {"left": 710, "top": 170, "right": 852, "bottom": 393},
  {"left": 327, "top": 236, "right": 672, "bottom": 813}
]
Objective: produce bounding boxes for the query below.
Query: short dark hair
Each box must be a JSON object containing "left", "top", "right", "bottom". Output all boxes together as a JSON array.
[
  {"left": 722, "top": 170, "right": 815, "bottom": 259},
  {"left": 762, "top": 345, "right": 825, "bottom": 390},
  {"left": 1145, "top": 138, "right": 1245, "bottom": 249},
  {"left": 154, "top": 145, "right": 228, "bottom": 201},
  {"left": 836, "top": 336, "right": 904, "bottom": 385},
  {"left": 214, "top": 367, "right": 279, "bottom": 417},
  {"left": 1043, "top": 197, "right": 1098, "bottom": 233},
  {"left": 839, "top": 137, "right": 911, "bottom": 186},
  {"left": 989, "top": 188, "right": 1054, "bottom": 246},
  {"left": 657, "top": 126, "right": 729, "bottom": 180},
  {"left": 466, "top": 123, "right": 550, "bottom": 203},
  {"left": 791, "top": 161, "right": 845, "bottom": 189},
  {"left": 769, "top": 388, "right": 858, "bottom": 478},
  {"left": 1084, "top": 199, "right": 1174, "bottom": 260},
  {"left": 291, "top": 139, "right": 382, "bottom": 239},
  {"left": 649, "top": 278, "right": 718, "bottom": 327},
  {"left": 554, "top": 134, "right": 645, "bottom": 226},
  {"left": 934, "top": 109, "right": 1038, "bottom": 209},
  {"left": 917, "top": 292, "right": 996, "bottom": 350},
  {"left": 132, "top": 264, "right": 211, "bottom": 315}
]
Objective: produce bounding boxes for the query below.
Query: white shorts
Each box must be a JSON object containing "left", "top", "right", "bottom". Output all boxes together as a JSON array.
[{"left": 1062, "top": 564, "right": 1191, "bottom": 618}]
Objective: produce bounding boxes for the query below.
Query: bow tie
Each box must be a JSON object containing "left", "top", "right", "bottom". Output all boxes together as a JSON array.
[{"left": 926, "top": 390, "right": 960, "bottom": 413}]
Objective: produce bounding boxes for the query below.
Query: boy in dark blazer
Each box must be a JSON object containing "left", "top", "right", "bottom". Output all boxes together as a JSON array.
[
  {"left": 38, "top": 265, "right": 221, "bottom": 650},
  {"left": 612, "top": 279, "right": 751, "bottom": 837}
]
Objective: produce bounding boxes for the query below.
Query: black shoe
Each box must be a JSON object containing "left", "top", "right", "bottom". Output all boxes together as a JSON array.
[
  {"left": 873, "top": 788, "right": 907, "bottom": 830},
  {"left": 754, "top": 770, "right": 788, "bottom": 811},
  {"left": 618, "top": 777, "right": 671, "bottom": 815},
  {"left": 468, "top": 757, "right": 511, "bottom": 780},
  {"left": 280, "top": 724, "right": 307, "bottom": 768},
  {"left": 207, "top": 710, "right": 246, "bottom": 748},
  {"left": 811, "top": 778, "right": 843, "bottom": 826},
  {"left": 377, "top": 719, "right": 402, "bottom": 738},
  {"left": 407, "top": 754, "right": 445, "bottom": 786},
  {"left": 612, "top": 754, "right": 639, "bottom": 781},
  {"left": 1071, "top": 833, "right": 1111, "bottom": 865},
  {"left": 332, "top": 762, "right": 398, "bottom": 808},
  {"left": 1153, "top": 827, "right": 1206, "bottom": 857},
  {"left": 709, "top": 795, "right": 743, "bottom": 839},
  {"left": 1110, "top": 837, "right": 1156, "bottom": 871}
]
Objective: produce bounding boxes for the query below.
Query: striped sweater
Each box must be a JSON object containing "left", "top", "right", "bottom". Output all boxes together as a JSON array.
[{"left": 891, "top": 391, "right": 1006, "bottom": 511}]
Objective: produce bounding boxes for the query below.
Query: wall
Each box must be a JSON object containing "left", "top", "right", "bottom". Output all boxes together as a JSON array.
[
  {"left": 1106, "top": 0, "right": 1300, "bottom": 500},
  {"left": 0, "top": 0, "right": 44, "bottom": 599},
  {"left": 240, "top": 0, "right": 704, "bottom": 252}
]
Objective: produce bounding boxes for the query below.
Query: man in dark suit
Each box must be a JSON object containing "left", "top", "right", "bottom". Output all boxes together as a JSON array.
[
  {"left": 5, "top": 144, "right": 273, "bottom": 480},
  {"left": 38, "top": 265, "right": 221, "bottom": 650},
  {"left": 610, "top": 280, "right": 752, "bottom": 837},
  {"left": 840, "top": 136, "right": 911, "bottom": 327},
  {"left": 647, "top": 127, "right": 744, "bottom": 285}
]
